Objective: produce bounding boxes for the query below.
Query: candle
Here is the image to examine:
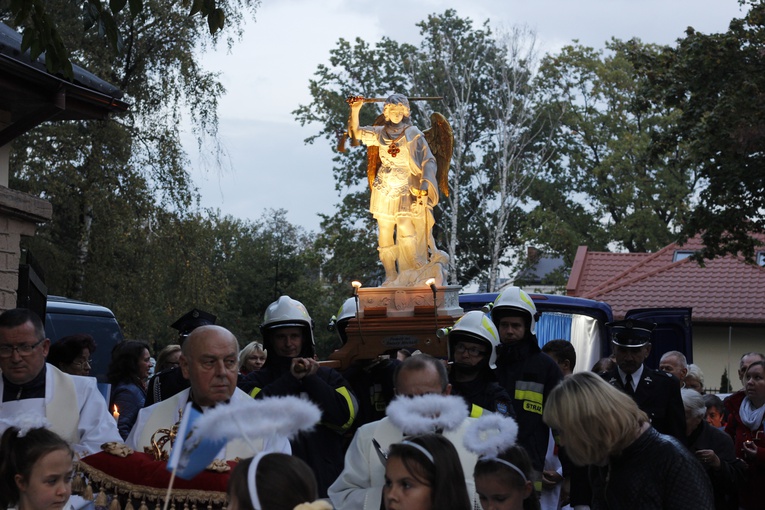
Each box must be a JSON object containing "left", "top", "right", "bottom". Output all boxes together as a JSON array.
[{"left": 113, "top": 405, "right": 120, "bottom": 421}]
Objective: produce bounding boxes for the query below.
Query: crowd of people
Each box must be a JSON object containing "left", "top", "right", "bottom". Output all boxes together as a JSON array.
[{"left": 0, "top": 286, "right": 762, "bottom": 510}]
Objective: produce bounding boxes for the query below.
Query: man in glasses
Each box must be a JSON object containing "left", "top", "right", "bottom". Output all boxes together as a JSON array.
[
  {"left": 0, "top": 308, "right": 121, "bottom": 455},
  {"left": 446, "top": 310, "right": 512, "bottom": 418}
]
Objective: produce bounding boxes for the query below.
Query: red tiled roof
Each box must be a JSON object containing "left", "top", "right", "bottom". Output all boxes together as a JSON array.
[
  {"left": 567, "top": 238, "right": 765, "bottom": 324},
  {"left": 567, "top": 246, "right": 652, "bottom": 296}
]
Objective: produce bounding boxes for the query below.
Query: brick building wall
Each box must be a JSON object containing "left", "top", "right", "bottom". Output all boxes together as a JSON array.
[{"left": 0, "top": 186, "right": 52, "bottom": 310}]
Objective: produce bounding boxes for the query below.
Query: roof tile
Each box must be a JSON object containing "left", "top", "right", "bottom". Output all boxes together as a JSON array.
[{"left": 568, "top": 237, "right": 765, "bottom": 323}]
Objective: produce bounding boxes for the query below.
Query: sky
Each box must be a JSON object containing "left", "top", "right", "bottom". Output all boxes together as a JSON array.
[{"left": 185, "top": 0, "right": 746, "bottom": 233}]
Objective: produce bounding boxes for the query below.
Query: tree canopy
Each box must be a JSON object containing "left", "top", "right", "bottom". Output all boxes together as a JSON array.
[
  {"left": 632, "top": 1, "right": 765, "bottom": 262},
  {"left": 4, "top": 2, "right": 764, "bottom": 351},
  {"left": 530, "top": 39, "right": 700, "bottom": 261},
  {"left": 1, "top": 0, "right": 258, "bottom": 77}
]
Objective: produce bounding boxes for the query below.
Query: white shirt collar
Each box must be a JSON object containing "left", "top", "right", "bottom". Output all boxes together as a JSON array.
[{"left": 617, "top": 364, "right": 644, "bottom": 390}]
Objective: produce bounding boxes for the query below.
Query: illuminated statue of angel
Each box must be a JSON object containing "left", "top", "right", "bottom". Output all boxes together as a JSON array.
[{"left": 349, "top": 93, "right": 453, "bottom": 286}]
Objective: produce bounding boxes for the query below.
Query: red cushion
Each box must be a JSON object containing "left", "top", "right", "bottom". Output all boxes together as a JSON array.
[{"left": 80, "top": 451, "right": 233, "bottom": 492}]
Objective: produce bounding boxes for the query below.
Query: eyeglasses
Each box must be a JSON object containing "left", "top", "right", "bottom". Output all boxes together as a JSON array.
[
  {"left": 72, "top": 358, "right": 93, "bottom": 368},
  {"left": 0, "top": 338, "right": 45, "bottom": 358},
  {"left": 454, "top": 343, "right": 487, "bottom": 357}
]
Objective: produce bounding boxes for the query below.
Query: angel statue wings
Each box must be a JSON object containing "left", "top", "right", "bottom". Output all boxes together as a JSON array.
[{"left": 348, "top": 93, "right": 453, "bottom": 287}]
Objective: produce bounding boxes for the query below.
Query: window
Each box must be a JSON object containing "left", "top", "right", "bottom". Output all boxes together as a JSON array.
[{"left": 673, "top": 250, "right": 695, "bottom": 262}]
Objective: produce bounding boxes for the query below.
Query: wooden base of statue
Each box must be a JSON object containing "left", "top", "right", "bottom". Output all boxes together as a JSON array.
[{"left": 327, "top": 285, "right": 463, "bottom": 370}]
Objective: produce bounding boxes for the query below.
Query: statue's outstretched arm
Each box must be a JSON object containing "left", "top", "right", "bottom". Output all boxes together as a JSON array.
[{"left": 348, "top": 96, "right": 364, "bottom": 140}]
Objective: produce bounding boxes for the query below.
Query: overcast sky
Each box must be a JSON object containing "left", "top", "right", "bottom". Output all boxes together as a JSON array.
[{"left": 185, "top": 0, "right": 745, "bottom": 232}]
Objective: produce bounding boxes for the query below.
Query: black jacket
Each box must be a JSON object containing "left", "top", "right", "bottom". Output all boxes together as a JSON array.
[
  {"left": 590, "top": 427, "right": 714, "bottom": 509},
  {"left": 144, "top": 367, "right": 188, "bottom": 407},
  {"left": 494, "top": 339, "right": 563, "bottom": 473},
  {"left": 450, "top": 371, "right": 514, "bottom": 418},
  {"left": 341, "top": 357, "right": 399, "bottom": 433},
  {"left": 601, "top": 366, "right": 686, "bottom": 442},
  {"left": 239, "top": 356, "right": 357, "bottom": 497},
  {"left": 688, "top": 419, "right": 745, "bottom": 510}
]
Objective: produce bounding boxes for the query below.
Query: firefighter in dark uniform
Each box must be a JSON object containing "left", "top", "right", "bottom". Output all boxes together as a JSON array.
[
  {"left": 330, "top": 297, "right": 398, "bottom": 434},
  {"left": 599, "top": 319, "right": 686, "bottom": 443},
  {"left": 489, "top": 286, "right": 564, "bottom": 492},
  {"left": 446, "top": 310, "right": 513, "bottom": 418},
  {"left": 239, "top": 296, "right": 358, "bottom": 498}
]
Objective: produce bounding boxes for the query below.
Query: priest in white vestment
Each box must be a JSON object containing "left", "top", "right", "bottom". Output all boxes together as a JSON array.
[
  {"left": 0, "top": 308, "right": 121, "bottom": 457},
  {"left": 127, "top": 325, "right": 270, "bottom": 460}
]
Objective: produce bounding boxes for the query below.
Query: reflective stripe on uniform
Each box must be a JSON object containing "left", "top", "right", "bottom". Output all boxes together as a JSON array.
[
  {"left": 514, "top": 380, "right": 544, "bottom": 403},
  {"left": 469, "top": 404, "right": 484, "bottom": 418},
  {"left": 334, "top": 386, "right": 357, "bottom": 431},
  {"left": 515, "top": 380, "right": 544, "bottom": 415},
  {"left": 249, "top": 387, "right": 262, "bottom": 398}
]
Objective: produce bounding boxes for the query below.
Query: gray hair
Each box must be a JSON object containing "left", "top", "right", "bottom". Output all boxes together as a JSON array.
[
  {"left": 739, "top": 352, "right": 765, "bottom": 369},
  {"left": 660, "top": 350, "right": 688, "bottom": 369},
  {"left": 394, "top": 353, "right": 449, "bottom": 393},
  {"left": 681, "top": 388, "right": 706, "bottom": 420},
  {"left": 686, "top": 363, "right": 705, "bottom": 387}
]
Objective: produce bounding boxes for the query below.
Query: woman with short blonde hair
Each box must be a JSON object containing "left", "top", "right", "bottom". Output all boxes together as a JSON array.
[
  {"left": 239, "top": 341, "right": 267, "bottom": 375},
  {"left": 544, "top": 372, "right": 714, "bottom": 508},
  {"left": 543, "top": 372, "right": 647, "bottom": 466}
]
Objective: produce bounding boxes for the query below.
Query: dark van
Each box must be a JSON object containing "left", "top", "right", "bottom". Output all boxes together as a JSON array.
[{"left": 44, "top": 295, "right": 124, "bottom": 383}]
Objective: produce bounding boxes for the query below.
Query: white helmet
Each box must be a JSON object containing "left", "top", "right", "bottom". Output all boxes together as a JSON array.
[
  {"left": 448, "top": 311, "right": 501, "bottom": 369},
  {"left": 328, "top": 297, "right": 357, "bottom": 344},
  {"left": 260, "top": 296, "right": 315, "bottom": 357},
  {"left": 489, "top": 286, "right": 538, "bottom": 335}
]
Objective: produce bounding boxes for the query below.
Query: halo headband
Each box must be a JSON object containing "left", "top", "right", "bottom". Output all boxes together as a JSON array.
[
  {"left": 400, "top": 440, "right": 435, "bottom": 464},
  {"left": 478, "top": 455, "right": 528, "bottom": 482},
  {"left": 247, "top": 451, "right": 269, "bottom": 510}
]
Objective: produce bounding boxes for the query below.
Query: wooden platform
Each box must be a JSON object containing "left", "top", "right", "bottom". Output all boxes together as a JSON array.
[{"left": 327, "top": 285, "right": 464, "bottom": 369}]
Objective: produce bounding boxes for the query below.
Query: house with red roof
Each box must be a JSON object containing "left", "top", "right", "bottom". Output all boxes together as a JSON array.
[{"left": 566, "top": 236, "right": 765, "bottom": 392}]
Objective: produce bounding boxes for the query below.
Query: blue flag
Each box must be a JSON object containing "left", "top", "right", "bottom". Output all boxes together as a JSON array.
[{"left": 166, "top": 403, "right": 227, "bottom": 480}]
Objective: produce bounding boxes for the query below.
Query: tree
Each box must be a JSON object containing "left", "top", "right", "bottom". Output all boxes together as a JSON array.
[
  {"left": 5, "top": 0, "right": 268, "bottom": 347},
  {"left": 292, "top": 33, "right": 417, "bottom": 287},
  {"left": 472, "top": 27, "right": 559, "bottom": 291},
  {"left": 630, "top": 1, "right": 765, "bottom": 261},
  {"left": 720, "top": 368, "right": 732, "bottom": 393},
  {"left": 1, "top": 0, "right": 258, "bottom": 77},
  {"left": 405, "top": 11, "right": 503, "bottom": 285},
  {"left": 8, "top": 0, "right": 230, "bottom": 298},
  {"left": 531, "top": 39, "right": 701, "bottom": 260}
]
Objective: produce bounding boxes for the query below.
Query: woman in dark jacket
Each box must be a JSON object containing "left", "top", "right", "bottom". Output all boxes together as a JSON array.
[
  {"left": 544, "top": 372, "right": 714, "bottom": 509},
  {"left": 107, "top": 340, "right": 152, "bottom": 439}
]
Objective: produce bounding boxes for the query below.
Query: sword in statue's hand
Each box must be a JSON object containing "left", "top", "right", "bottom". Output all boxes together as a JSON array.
[{"left": 337, "top": 95, "right": 443, "bottom": 153}]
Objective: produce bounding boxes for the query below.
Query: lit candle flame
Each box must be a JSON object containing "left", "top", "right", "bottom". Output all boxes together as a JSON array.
[{"left": 112, "top": 405, "right": 120, "bottom": 420}]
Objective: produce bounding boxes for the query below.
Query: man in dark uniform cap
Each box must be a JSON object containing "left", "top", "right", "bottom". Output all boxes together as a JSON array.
[
  {"left": 143, "top": 308, "right": 216, "bottom": 406},
  {"left": 599, "top": 319, "right": 686, "bottom": 442}
]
